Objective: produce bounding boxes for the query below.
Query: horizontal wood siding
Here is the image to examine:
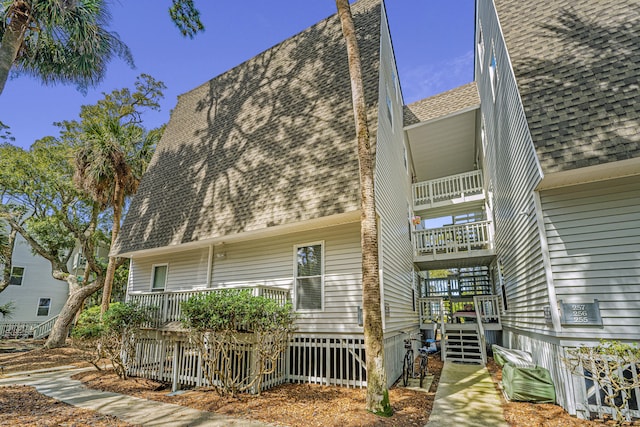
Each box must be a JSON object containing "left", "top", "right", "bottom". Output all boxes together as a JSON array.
[
  {"left": 0, "top": 235, "right": 68, "bottom": 323},
  {"left": 374, "top": 5, "right": 417, "bottom": 334},
  {"left": 130, "top": 247, "right": 210, "bottom": 293},
  {"left": 476, "top": 2, "right": 547, "bottom": 332},
  {"left": 212, "top": 222, "right": 363, "bottom": 334},
  {"left": 541, "top": 176, "right": 640, "bottom": 339}
]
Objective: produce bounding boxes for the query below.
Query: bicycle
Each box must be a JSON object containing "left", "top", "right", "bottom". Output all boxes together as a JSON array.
[{"left": 402, "top": 334, "right": 431, "bottom": 388}]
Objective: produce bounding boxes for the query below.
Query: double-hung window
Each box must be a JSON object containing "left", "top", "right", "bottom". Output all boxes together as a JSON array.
[
  {"left": 151, "top": 264, "right": 168, "bottom": 292},
  {"left": 9, "top": 266, "right": 24, "bottom": 286},
  {"left": 294, "top": 243, "right": 323, "bottom": 311},
  {"left": 37, "top": 298, "right": 51, "bottom": 316}
]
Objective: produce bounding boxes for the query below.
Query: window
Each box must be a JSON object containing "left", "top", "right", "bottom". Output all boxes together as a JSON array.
[
  {"left": 385, "top": 85, "right": 393, "bottom": 126},
  {"left": 151, "top": 264, "right": 168, "bottom": 292},
  {"left": 489, "top": 45, "right": 498, "bottom": 100},
  {"left": 477, "top": 23, "right": 485, "bottom": 72},
  {"left": 37, "top": 298, "right": 51, "bottom": 316},
  {"left": 294, "top": 243, "right": 323, "bottom": 311},
  {"left": 9, "top": 266, "right": 24, "bottom": 286}
]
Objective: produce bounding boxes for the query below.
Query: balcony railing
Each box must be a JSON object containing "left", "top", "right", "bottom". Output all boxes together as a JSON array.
[
  {"left": 413, "top": 170, "right": 484, "bottom": 208},
  {"left": 414, "top": 220, "right": 492, "bottom": 256},
  {"left": 127, "top": 286, "right": 291, "bottom": 328}
]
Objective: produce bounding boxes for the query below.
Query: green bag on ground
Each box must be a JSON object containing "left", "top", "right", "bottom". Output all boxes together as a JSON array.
[{"left": 502, "top": 362, "right": 556, "bottom": 403}]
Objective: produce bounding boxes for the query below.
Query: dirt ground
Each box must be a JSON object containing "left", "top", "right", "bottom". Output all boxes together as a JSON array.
[{"left": 1, "top": 341, "right": 638, "bottom": 426}]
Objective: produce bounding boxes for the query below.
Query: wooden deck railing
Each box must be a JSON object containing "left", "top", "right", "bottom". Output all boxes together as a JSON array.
[
  {"left": 127, "top": 286, "right": 291, "bottom": 328},
  {"left": 413, "top": 220, "right": 492, "bottom": 256},
  {"left": 33, "top": 315, "right": 59, "bottom": 339},
  {"left": 413, "top": 170, "right": 484, "bottom": 208}
]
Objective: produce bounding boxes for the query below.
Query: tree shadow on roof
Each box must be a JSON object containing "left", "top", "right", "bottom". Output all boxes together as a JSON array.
[
  {"left": 512, "top": 4, "right": 640, "bottom": 173},
  {"left": 116, "top": 0, "right": 382, "bottom": 254}
]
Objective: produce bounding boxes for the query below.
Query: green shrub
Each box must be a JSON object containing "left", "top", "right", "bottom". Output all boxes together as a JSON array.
[
  {"left": 180, "top": 289, "right": 295, "bottom": 395},
  {"left": 72, "top": 302, "right": 155, "bottom": 379}
]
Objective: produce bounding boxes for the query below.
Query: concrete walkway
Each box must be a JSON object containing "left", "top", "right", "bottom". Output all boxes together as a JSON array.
[
  {"left": 1, "top": 362, "right": 509, "bottom": 427},
  {"left": 0, "top": 368, "right": 272, "bottom": 427},
  {"left": 426, "top": 361, "right": 508, "bottom": 427}
]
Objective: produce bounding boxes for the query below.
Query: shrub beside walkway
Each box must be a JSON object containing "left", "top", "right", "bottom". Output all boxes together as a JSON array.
[{"left": 0, "top": 368, "right": 273, "bottom": 427}]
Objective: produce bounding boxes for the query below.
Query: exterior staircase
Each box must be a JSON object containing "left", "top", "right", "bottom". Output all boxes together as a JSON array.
[
  {"left": 443, "top": 325, "right": 485, "bottom": 364},
  {"left": 32, "top": 315, "right": 58, "bottom": 339}
]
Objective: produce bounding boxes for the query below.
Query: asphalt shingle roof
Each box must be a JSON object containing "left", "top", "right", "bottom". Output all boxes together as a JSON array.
[
  {"left": 113, "top": 0, "right": 382, "bottom": 255},
  {"left": 403, "top": 82, "right": 479, "bottom": 126},
  {"left": 494, "top": 0, "right": 640, "bottom": 174}
]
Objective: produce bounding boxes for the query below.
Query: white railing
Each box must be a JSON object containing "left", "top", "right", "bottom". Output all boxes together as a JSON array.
[
  {"left": 413, "top": 170, "right": 484, "bottom": 207},
  {"left": 33, "top": 315, "right": 59, "bottom": 339},
  {"left": 414, "top": 220, "right": 493, "bottom": 256},
  {"left": 127, "top": 286, "right": 291, "bottom": 328},
  {"left": 473, "top": 295, "right": 502, "bottom": 326},
  {"left": 0, "top": 321, "right": 38, "bottom": 339}
]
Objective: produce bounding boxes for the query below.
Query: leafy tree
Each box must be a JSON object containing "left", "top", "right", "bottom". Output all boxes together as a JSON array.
[
  {"left": 0, "top": 0, "right": 134, "bottom": 95},
  {"left": 0, "top": 76, "right": 163, "bottom": 347},
  {"left": 0, "top": 300, "right": 13, "bottom": 317},
  {"left": 335, "top": 0, "right": 390, "bottom": 416},
  {"left": 169, "top": 0, "right": 204, "bottom": 38},
  {"left": 69, "top": 73, "right": 165, "bottom": 314},
  {"left": 72, "top": 302, "right": 154, "bottom": 378},
  {"left": 181, "top": 289, "right": 296, "bottom": 396},
  {"left": 0, "top": 137, "right": 108, "bottom": 347}
]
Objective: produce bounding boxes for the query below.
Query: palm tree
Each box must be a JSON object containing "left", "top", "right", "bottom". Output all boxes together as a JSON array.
[
  {"left": 74, "top": 116, "right": 159, "bottom": 314},
  {"left": 0, "top": 0, "right": 133, "bottom": 95},
  {"left": 335, "top": 0, "right": 391, "bottom": 416}
]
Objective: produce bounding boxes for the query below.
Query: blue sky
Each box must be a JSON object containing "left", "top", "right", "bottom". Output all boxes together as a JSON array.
[{"left": 0, "top": 1, "right": 475, "bottom": 149}]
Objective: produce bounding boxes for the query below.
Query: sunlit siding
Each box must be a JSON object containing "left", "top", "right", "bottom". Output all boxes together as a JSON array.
[
  {"left": 212, "top": 222, "right": 362, "bottom": 334},
  {"left": 476, "top": 0, "right": 547, "bottom": 332},
  {"left": 374, "top": 4, "right": 417, "bottom": 334},
  {"left": 0, "top": 234, "right": 68, "bottom": 323},
  {"left": 129, "top": 247, "right": 210, "bottom": 293},
  {"left": 541, "top": 176, "right": 640, "bottom": 339}
]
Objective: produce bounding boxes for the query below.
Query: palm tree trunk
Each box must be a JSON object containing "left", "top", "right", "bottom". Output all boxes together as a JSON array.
[
  {"left": 0, "top": 3, "right": 29, "bottom": 95},
  {"left": 100, "top": 181, "right": 124, "bottom": 314},
  {"left": 335, "top": 0, "right": 391, "bottom": 416}
]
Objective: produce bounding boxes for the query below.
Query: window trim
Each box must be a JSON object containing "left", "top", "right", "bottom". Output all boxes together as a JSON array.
[
  {"left": 36, "top": 297, "right": 51, "bottom": 317},
  {"left": 150, "top": 263, "right": 168, "bottom": 292},
  {"left": 385, "top": 84, "right": 393, "bottom": 128},
  {"left": 489, "top": 43, "right": 498, "bottom": 100},
  {"left": 9, "top": 266, "right": 25, "bottom": 286},
  {"left": 293, "top": 241, "right": 325, "bottom": 312},
  {"left": 477, "top": 23, "right": 485, "bottom": 73}
]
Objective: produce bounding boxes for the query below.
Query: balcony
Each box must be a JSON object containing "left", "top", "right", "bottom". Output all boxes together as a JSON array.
[
  {"left": 127, "top": 286, "right": 290, "bottom": 329},
  {"left": 413, "top": 170, "right": 484, "bottom": 215},
  {"left": 413, "top": 220, "right": 495, "bottom": 269}
]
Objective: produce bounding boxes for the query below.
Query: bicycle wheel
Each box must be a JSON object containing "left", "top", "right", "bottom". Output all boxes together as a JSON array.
[
  {"left": 402, "top": 350, "right": 413, "bottom": 386},
  {"left": 419, "top": 354, "right": 428, "bottom": 388}
]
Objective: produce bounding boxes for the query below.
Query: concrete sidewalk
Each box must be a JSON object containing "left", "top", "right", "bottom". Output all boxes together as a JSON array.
[
  {"left": 0, "top": 368, "right": 272, "bottom": 426},
  {"left": 426, "top": 361, "right": 508, "bottom": 427}
]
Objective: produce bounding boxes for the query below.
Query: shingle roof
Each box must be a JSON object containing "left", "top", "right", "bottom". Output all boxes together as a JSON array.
[
  {"left": 113, "top": 0, "right": 382, "bottom": 255},
  {"left": 494, "top": 0, "right": 640, "bottom": 174},
  {"left": 403, "top": 82, "right": 479, "bottom": 126}
]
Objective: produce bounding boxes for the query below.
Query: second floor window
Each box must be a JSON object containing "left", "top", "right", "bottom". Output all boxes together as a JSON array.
[
  {"left": 295, "top": 243, "right": 323, "bottom": 311},
  {"left": 9, "top": 266, "right": 24, "bottom": 286}
]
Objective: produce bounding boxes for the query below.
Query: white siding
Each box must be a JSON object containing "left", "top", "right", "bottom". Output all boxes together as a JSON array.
[
  {"left": 541, "top": 176, "right": 640, "bottom": 339},
  {"left": 212, "top": 222, "right": 362, "bottom": 334},
  {"left": 0, "top": 234, "right": 68, "bottom": 323},
  {"left": 476, "top": 1, "right": 547, "bottom": 332},
  {"left": 130, "top": 247, "right": 210, "bottom": 293},
  {"left": 375, "top": 4, "right": 417, "bottom": 334}
]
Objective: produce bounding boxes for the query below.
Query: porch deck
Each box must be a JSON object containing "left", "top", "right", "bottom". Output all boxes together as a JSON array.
[{"left": 126, "top": 286, "right": 290, "bottom": 328}]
